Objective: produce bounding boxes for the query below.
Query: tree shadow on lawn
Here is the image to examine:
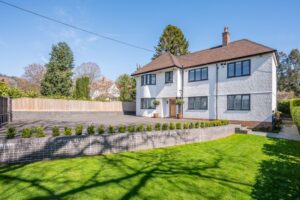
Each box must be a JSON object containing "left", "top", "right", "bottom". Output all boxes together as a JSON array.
[{"left": 251, "top": 138, "right": 300, "bottom": 200}]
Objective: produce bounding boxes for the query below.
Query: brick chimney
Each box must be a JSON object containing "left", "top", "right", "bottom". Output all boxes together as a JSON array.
[{"left": 222, "top": 27, "right": 230, "bottom": 46}]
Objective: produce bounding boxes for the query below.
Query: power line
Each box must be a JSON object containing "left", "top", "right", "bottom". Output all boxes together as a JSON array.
[{"left": 0, "top": 0, "right": 154, "bottom": 53}]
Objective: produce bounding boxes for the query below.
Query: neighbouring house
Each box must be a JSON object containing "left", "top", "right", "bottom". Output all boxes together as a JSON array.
[
  {"left": 90, "top": 77, "right": 120, "bottom": 101},
  {"left": 132, "top": 27, "right": 277, "bottom": 128}
]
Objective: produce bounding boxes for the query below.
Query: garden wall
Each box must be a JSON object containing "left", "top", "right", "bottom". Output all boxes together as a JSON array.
[
  {"left": 0, "top": 124, "right": 237, "bottom": 164},
  {"left": 12, "top": 98, "right": 136, "bottom": 113}
]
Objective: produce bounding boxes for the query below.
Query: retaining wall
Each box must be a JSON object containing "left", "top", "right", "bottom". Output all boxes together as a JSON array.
[{"left": 0, "top": 125, "right": 237, "bottom": 164}]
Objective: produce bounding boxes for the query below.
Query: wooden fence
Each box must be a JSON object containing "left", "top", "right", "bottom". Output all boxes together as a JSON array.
[
  {"left": 0, "top": 96, "right": 12, "bottom": 127},
  {"left": 12, "top": 98, "right": 136, "bottom": 112}
]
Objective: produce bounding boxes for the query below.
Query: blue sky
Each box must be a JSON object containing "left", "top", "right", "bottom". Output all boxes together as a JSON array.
[{"left": 0, "top": 0, "right": 299, "bottom": 80}]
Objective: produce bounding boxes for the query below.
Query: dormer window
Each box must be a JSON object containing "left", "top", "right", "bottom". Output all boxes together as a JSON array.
[{"left": 165, "top": 71, "right": 173, "bottom": 83}]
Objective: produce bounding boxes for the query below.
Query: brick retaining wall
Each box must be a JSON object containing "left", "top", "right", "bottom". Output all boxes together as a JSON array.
[{"left": 0, "top": 125, "right": 238, "bottom": 164}]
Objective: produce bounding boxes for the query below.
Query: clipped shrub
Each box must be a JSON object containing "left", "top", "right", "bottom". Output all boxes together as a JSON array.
[
  {"left": 87, "top": 125, "right": 96, "bottom": 135},
  {"left": 189, "top": 122, "right": 195, "bottom": 129},
  {"left": 136, "top": 124, "right": 145, "bottom": 132},
  {"left": 6, "top": 127, "right": 16, "bottom": 139},
  {"left": 146, "top": 124, "right": 152, "bottom": 132},
  {"left": 97, "top": 125, "right": 105, "bottom": 134},
  {"left": 34, "top": 126, "right": 45, "bottom": 138},
  {"left": 200, "top": 122, "right": 205, "bottom": 128},
  {"left": 195, "top": 122, "right": 200, "bottom": 128},
  {"left": 64, "top": 127, "right": 72, "bottom": 136},
  {"left": 52, "top": 126, "right": 60, "bottom": 137},
  {"left": 75, "top": 124, "right": 83, "bottom": 135},
  {"left": 154, "top": 123, "right": 161, "bottom": 131},
  {"left": 292, "top": 106, "right": 300, "bottom": 132},
  {"left": 118, "top": 125, "right": 126, "bottom": 133},
  {"left": 183, "top": 122, "right": 189, "bottom": 129},
  {"left": 290, "top": 98, "right": 300, "bottom": 120},
  {"left": 278, "top": 100, "right": 291, "bottom": 116},
  {"left": 108, "top": 125, "right": 116, "bottom": 134},
  {"left": 21, "top": 128, "right": 32, "bottom": 138},
  {"left": 162, "top": 123, "right": 169, "bottom": 131},
  {"left": 176, "top": 122, "right": 182, "bottom": 130},
  {"left": 169, "top": 122, "right": 175, "bottom": 130},
  {"left": 127, "top": 124, "right": 136, "bottom": 133}
]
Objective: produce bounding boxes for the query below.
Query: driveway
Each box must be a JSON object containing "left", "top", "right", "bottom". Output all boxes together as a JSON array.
[{"left": 0, "top": 111, "right": 199, "bottom": 138}]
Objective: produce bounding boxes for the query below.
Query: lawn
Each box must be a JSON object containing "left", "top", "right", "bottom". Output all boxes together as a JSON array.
[{"left": 0, "top": 134, "right": 299, "bottom": 200}]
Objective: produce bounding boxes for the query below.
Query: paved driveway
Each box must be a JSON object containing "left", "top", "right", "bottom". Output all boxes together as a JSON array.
[{"left": 0, "top": 112, "right": 199, "bottom": 138}]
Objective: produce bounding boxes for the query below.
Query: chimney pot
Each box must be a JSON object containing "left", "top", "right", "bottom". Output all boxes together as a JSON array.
[{"left": 222, "top": 27, "right": 230, "bottom": 46}]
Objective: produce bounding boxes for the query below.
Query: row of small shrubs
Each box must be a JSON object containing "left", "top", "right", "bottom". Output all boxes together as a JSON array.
[
  {"left": 6, "top": 120, "right": 229, "bottom": 139},
  {"left": 290, "top": 98, "right": 300, "bottom": 132}
]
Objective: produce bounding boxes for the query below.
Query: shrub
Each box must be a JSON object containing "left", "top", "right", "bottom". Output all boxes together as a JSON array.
[
  {"left": 6, "top": 127, "right": 16, "bottom": 139},
  {"left": 127, "top": 124, "right": 136, "bottom": 133},
  {"left": 169, "top": 122, "right": 175, "bottom": 130},
  {"left": 290, "top": 98, "right": 300, "bottom": 119},
  {"left": 146, "top": 124, "right": 152, "bottom": 132},
  {"left": 97, "top": 125, "right": 105, "bottom": 134},
  {"left": 195, "top": 122, "right": 200, "bottom": 128},
  {"left": 118, "top": 125, "right": 126, "bottom": 133},
  {"left": 154, "top": 123, "right": 161, "bottom": 131},
  {"left": 75, "top": 124, "right": 83, "bottom": 135},
  {"left": 87, "top": 125, "right": 95, "bottom": 135},
  {"left": 136, "top": 124, "right": 145, "bottom": 132},
  {"left": 189, "top": 122, "right": 195, "bottom": 129},
  {"left": 108, "top": 125, "right": 116, "bottom": 134},
  {"left": 64, "top": 127, "right": 72, "bottom": 136},
  {"left": 162, "top": 123, "right": 169, "bottom": 131},
  {"left": 292, "top": 106, "right": 300, "bottom": 132},
  {"left": 176, "top": 122, "right": 182, "bottom": 130},
  {"left": 278, "top": 100, "right": 291, "bottom": 116},
  {"left": 52, "top": 126, "right": 60, "bottom": 137},
  {"left": 153, "top": 99, "right": 160, "bottom": 106},
  {"left": 183, "top": 122, "right": 189, "bottom": 129},
  {"left": 21, "top": 128, "right": 32, "bottom": 138},
  {"left": 34, "top": 126, "right": 45, "bottom": 137}
]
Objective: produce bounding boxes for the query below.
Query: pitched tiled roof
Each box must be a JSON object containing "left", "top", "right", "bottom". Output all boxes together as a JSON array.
[{"left": 132, "top": 39, "right": 276, "bottom": 76}]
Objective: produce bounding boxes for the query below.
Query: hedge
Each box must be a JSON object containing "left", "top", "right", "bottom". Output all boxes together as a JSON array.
[
  {"left": 290, "top": 98, "right": 300, "bottom": 132},
  {"left": 277, "top": 100, "right": 291, "bottom": 116}
]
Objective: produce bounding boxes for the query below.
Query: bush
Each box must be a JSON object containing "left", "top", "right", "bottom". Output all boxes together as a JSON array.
[
  {"left": 278, "top": 100, "right": 291, "bottom": 116},
  {"left": 169, "top": 122, "right": 175, "bottom": 130},
  {"left": 118, "top": 125, "right": 126, "bottom": 133},
  {"left": 75, "top": 124, "right": 83, "bottom": 135},
  {"left": 127, "top": 124, "right": 136, "bottom": 133},
  {"left": 183, "top": 122, "right": 189, "bottom": 129},
  {"left": 52, "top": 126, "right": 60, "bottom": 137},
  {"left": 87, "top": 125, "right": 95, "bottom": 135},
  {"left": 189, "top": 122, "right": 195, "bottom": 129},
  {"left": 6, "top": 127, "right": 16, "bottom": 139},
  {"left": 154, "top": 123, "right": 161, "bottom": 131},
  {"left": 97, "top": 125, "right": 105, "bottom": 134},
  {"left": 34, "top": 126, "right": 45, "bottom": 137},
  {"left": 146, "top": 124, "right": 152, "bottom": 132},
  {"left": 290, "top": 98, "right": 300, "bottom": 119},
  {"left": 176, "top": 122, "right": 182, "bottom": 130},
  {"left": 64, "top": 127, "right": 72, "bottom": 136},
  {"left": 21, "top": 128, "right": 32, "bottom": 138},
  {"left": 136, "top": 124, "right": 145, "bottom": 132},
  {"left": 195, "top": 122, "right": 200, "bottom": 128},
  {"left": 162, "top": 123, "right": 169, "bottom": 131},
  {"left": 108, "top": 125, "right": 116, "bottom": 134},
  {"left": 292, "top": 106, "right": 300, "bottom": 132}
]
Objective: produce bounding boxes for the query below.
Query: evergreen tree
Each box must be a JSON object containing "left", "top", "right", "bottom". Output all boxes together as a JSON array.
[
  {"left": 116, "top": 74, "right": 136, "bottom": 101},
  {"left": 153, "top": 24, "right": 189, "bottom": 59},
  {"left": 41, "top": 42, "right": 74, "bottom": 96},
  {"left": 74, "top": 76, "right": 90, "bottom": 99}
]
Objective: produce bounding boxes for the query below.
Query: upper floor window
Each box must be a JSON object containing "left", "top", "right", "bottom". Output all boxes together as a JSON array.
[
  {"left": 188, "top": 96, "right": 208, "bottom": 110},
  {"left": 141, "top": 74, "right": 156, "bottom": 86},
  {"left": 165, "top": 71, "right": 173, "bottom": 83},
  {"left": 188, "top": 67, "right": 208, "bottom": 82},
  {"left": 141, "top": 98, "right": 155, "bottom": 109},
  {"left": 227, "top": 94, "right": 250, "bottom": 111},
  {"left": 227, "top": 60, "right": 251, "bottom": 78}
]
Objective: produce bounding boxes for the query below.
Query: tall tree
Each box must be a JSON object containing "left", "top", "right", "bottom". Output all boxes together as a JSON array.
[
  {"left": 23, "top": 63, "right": 46, "bottom": 92},
  {"left": 74, "top": 62, "right": 101, "bottom": 82},
  {"left": 116, "top": 74, "right": 136, "bottom": 101},
  {"left": 153, "top": 24, "right": 189, "bottom": 59},
  {"left": 74, "top": 76, "right": 90, "bottom": 99},
  {"left": 41, "top": 42, "right": 74, "bottom": 96}
]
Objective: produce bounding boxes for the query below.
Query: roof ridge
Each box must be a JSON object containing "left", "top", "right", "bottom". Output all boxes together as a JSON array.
[{"left": 168, "top": 52, "right": 181, "bottom": 67}]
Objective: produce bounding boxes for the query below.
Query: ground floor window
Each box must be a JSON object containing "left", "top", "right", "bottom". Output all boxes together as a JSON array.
[
  {"left": 188, "top": 96, "right": 208, "bottom": 110},
  {"left": 227, "top": 94, "right": 250, "bottom": 110},
  {"left": 141, "top": 98, "right": 155, "bottom": 109}
]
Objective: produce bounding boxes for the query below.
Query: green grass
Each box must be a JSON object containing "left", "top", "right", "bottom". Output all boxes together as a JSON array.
[{"left": 0, "top": 134, "right": 300, "bottom": 200}]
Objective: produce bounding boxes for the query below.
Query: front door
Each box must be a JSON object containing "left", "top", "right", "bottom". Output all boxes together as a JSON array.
[{"left": 169, "top": 98, "right": 176, "bottom": 118}]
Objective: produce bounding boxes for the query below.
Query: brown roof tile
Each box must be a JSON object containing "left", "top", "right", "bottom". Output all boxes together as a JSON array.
[{"left": 132, "top": 39, "right": 276, "bottom": 75}]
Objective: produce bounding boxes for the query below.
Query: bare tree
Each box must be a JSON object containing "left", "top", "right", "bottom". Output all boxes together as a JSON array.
[
  {"left": 74, "top": 62, "right": 101, "bottom": 82},
  {"left": 23, "top": 63, "right": 46, "bottom": 85}
]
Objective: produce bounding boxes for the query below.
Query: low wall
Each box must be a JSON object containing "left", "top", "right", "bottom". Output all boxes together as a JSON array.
[
  {"left": 0, "top": 125, "right": 237, "bottom": 164},
  {"left": 12, "top": 98, "right": 136, "bottom": 112}
]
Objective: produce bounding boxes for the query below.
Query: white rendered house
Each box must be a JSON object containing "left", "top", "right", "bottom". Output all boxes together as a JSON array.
[{"left": 132, "top": 28, "right": 277, "bottom": 128}]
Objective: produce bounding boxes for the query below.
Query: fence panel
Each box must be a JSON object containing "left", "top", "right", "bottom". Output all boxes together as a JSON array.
[{"left": 0, "top": 96, "right": 11, "bottom": 127}]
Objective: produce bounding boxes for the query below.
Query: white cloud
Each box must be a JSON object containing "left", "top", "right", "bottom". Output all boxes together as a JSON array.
[{"left": 87, "top": 36, "right": 99, "bottom": 43}]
